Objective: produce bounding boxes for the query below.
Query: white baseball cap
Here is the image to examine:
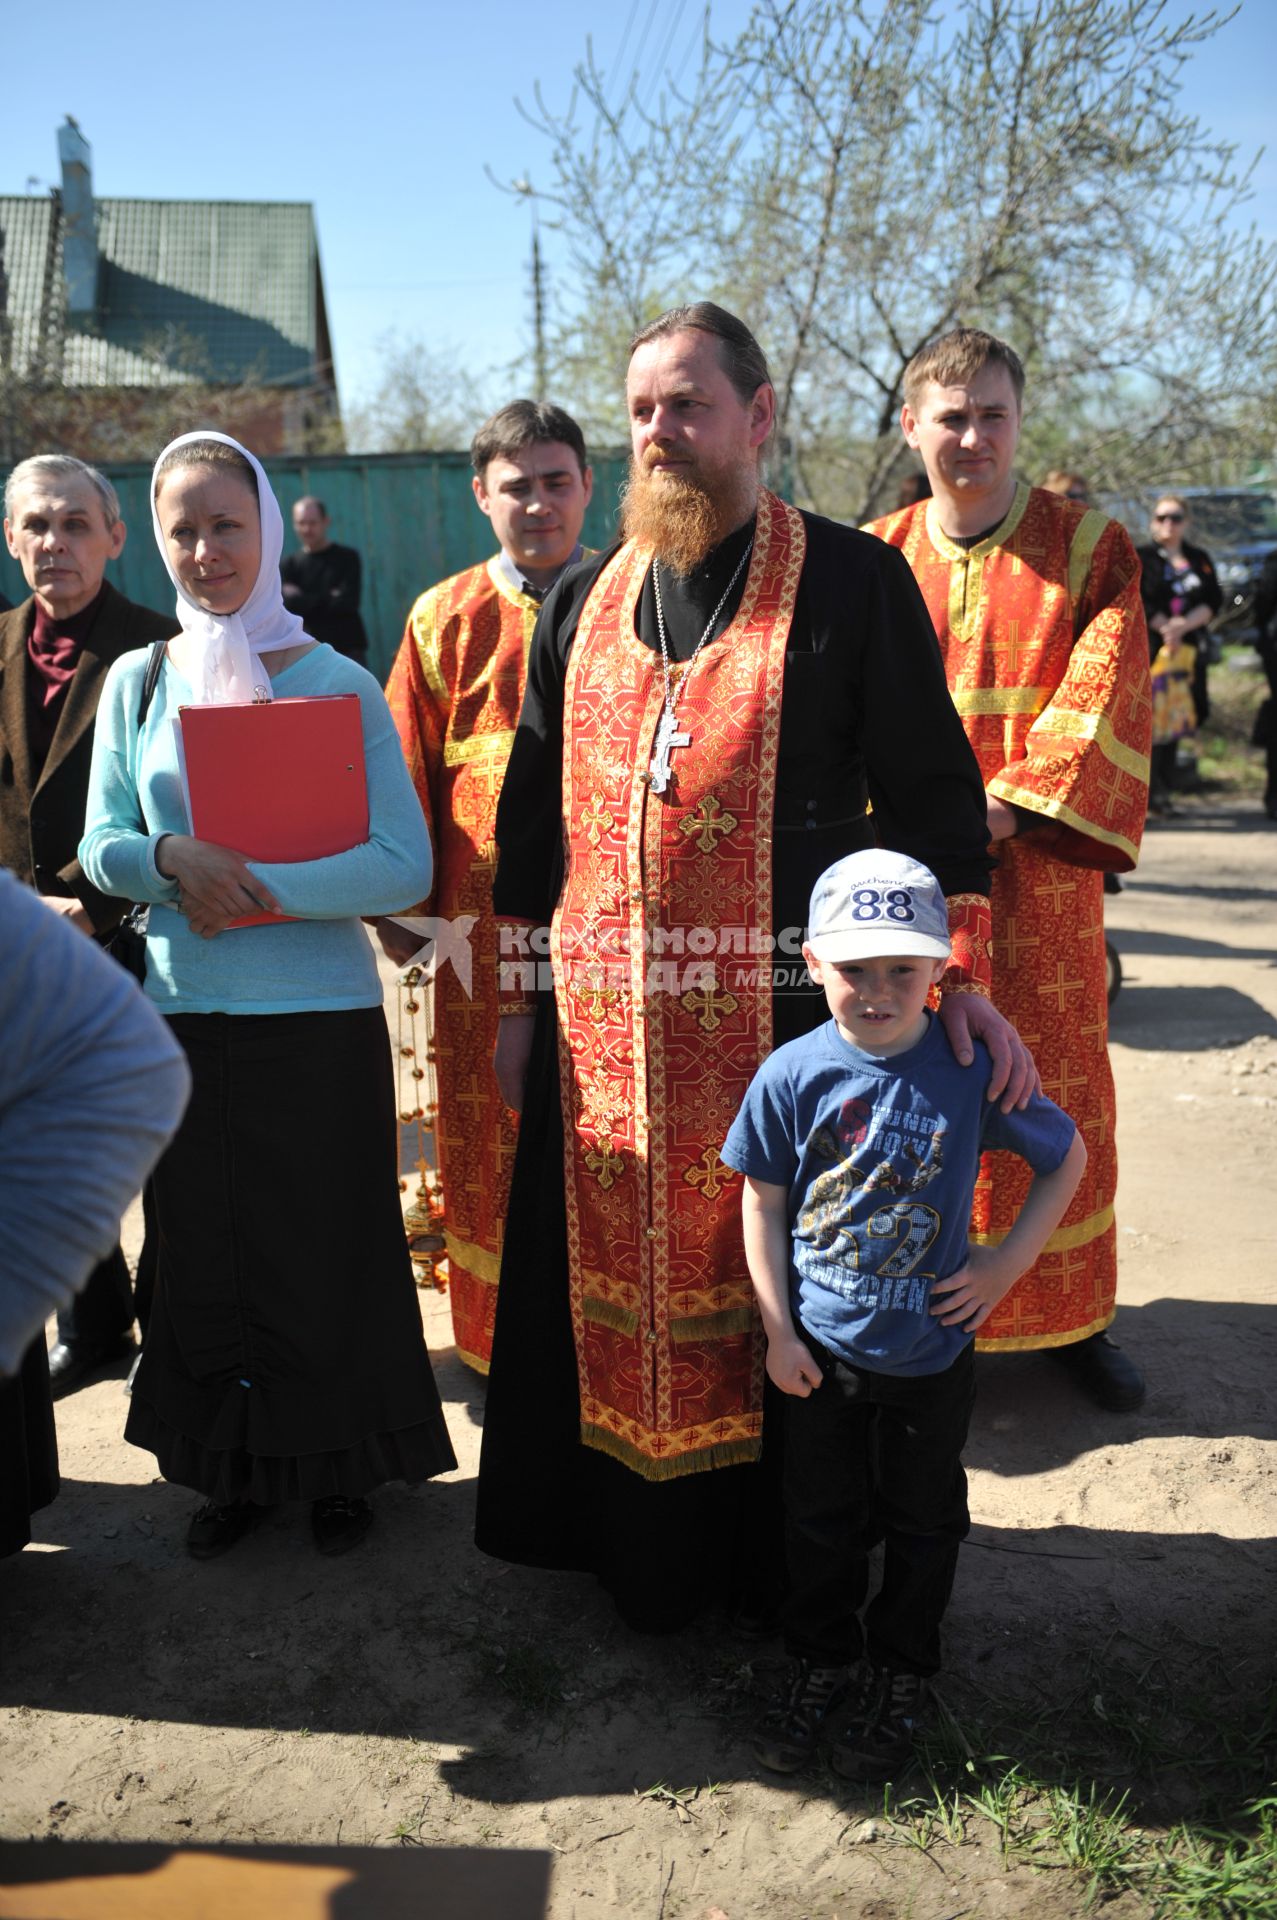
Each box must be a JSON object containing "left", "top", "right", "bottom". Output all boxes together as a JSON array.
[{"left": 807, "top": 850, "right": 952, "bottom": 963}]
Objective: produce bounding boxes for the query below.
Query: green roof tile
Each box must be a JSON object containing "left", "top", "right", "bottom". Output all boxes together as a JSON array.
[{"left": 1, "top": 193, "right": 321, "bottom": 390}]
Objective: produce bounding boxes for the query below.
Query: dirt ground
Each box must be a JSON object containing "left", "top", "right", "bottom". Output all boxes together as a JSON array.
[{"left": 2, "top": 798, "right": 1274, "bottom": 1919}]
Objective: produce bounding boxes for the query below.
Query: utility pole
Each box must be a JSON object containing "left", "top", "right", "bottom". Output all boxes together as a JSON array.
[
  {"left": 530, "top": 214, "right": 547, "bottom": 400},
  {"left": 512, "top": 178, "right": 547, "bottom": 399}
]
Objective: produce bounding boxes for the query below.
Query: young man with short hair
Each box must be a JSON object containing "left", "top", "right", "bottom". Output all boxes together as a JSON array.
[
  {"left": 867, "top": 328, "right": 1151, "bottom": 1410},
  {"left": 378, "top": 401, "right": 592, "bottom": 1373}
]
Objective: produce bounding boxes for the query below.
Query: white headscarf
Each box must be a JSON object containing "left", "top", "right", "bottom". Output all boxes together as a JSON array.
[{"left": 151, "top": 430, "right": 305, "bottom": 704}]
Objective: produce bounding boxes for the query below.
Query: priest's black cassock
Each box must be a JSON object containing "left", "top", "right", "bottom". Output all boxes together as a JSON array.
[{"left": 475, "top": 508, "right": 993, "bottom": 1631}]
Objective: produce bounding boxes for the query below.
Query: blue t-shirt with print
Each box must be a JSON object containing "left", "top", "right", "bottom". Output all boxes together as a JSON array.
[{"left": 721, "top": 1012, "right": 1076, "bottom": 1377}]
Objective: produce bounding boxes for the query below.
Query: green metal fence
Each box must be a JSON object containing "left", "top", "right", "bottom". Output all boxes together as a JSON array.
[{"left": 1, "top": 449, "right": 631, "bottom": 682}]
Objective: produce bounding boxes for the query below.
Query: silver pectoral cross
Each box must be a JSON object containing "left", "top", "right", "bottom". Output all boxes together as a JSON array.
[{"left": 649, "top": 706, "right": 691, "bottom": 795}]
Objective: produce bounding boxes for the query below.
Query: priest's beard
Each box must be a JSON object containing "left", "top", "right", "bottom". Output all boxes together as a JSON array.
[{"left": 620, "top": 451, "right": 757, "bottom": 577}]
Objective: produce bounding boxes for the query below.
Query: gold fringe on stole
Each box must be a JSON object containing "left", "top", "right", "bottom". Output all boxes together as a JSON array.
[
  {"left": 580, "top": 1423, "right": 763, "bottom": 1481},
  {"left": 581, "top": 1296, "right": 640, "bottom": 1337},
  {"left": 669, "top": 1307, "right": 759, "bottom": 1343},
  {"left": 455, "top": 1346, "right": 492, "bottom": 1376}
]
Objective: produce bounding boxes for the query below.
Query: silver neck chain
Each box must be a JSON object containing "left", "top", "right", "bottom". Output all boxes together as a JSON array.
[{"left": 651, "top": 537, "right": 754, "bottom": 718}]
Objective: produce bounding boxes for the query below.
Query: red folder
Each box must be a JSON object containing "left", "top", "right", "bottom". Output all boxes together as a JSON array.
[{"left": 179, "top": 695, "right": 369, "bottom": 927}]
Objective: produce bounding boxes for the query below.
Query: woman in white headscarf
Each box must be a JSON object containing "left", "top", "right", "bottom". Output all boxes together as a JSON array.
[{"left": 81, "top": 432, "right": 455, "bottom": 1559}]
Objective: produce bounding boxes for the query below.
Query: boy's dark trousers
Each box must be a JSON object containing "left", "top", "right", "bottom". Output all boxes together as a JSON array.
[{"left": 782, "top": 1337, "right": 975, "bottom": 1678}]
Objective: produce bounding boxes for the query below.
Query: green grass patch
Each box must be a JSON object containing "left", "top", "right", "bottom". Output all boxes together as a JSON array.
[
  {"left": 872, "top": 1642, "right": 1276, "bottom": 1915},
  {"left": 1194, "top": 650, "right": 1267, "bottom": 797},
  {"left": 1150, "top": 1796, "right": 1277, "bottom": 1919}
]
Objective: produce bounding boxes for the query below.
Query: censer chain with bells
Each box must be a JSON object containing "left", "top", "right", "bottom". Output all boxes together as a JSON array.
[{"left": 395, "top": 963, "right": 448, "bottom": 1291}]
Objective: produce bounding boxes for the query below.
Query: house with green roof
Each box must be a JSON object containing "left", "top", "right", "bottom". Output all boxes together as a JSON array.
[{"left": 0, "top": 119, "right": 340, "bottom": 462}]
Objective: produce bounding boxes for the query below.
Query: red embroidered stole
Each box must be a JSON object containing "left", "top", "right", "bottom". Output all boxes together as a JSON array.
[{"left": 554, "top": 490, "right": 804, "bottom": 1478}]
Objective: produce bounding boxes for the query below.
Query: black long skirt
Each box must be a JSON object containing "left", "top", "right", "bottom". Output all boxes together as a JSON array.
[
  {"left": 126, "top": 1008, "right": 456, "bottom": 1504},
  {"left": 0, "top": 1336, "right": 58, "bottom": 1559}
]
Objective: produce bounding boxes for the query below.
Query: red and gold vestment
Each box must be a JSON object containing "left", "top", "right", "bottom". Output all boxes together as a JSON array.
[
  {"left": 868, "top": 484, "right": 1151, "bottom": 1349},
  {"left": 386, "top": 558, "right": 540, "bottom": 1371}
]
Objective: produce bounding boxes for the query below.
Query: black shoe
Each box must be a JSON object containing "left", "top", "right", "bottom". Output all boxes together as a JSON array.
[
  {"left": 751, "top": 1657, "right": 849, "bottom": 1773},
  {"left": 187, "top": 1500, "right": 260, "bottom": 1560},
  {"left": 729, "top": 1596, "right": 783, "bottom": 1639},
  {"left": 1048, "top": 1332, "right": 1146, "bottom": 1411},
  {"left": 48, "top": 1336, "right": 136, "bottom": 1400},
  {"left": 827, "top": 1665, "right": 927, "bottom": 1782},
  {"left": 312, "top": 1495, "right": 373, "bottom": 1557}
]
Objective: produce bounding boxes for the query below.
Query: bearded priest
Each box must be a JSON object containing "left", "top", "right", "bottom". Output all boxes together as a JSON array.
[{"left": 476, "top": 303, "right": 1032, "bottom": 1633}]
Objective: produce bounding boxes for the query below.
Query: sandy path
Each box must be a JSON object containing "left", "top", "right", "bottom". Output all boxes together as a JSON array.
[{"left": 2, "top": 804, "right": 1273, "bottom": 1918}]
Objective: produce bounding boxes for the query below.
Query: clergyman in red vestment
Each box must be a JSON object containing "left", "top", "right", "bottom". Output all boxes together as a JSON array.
[
  {"left": 378, "top": 403, "right": 593, "bottom": 1372},
  {"left": 867, "top": 328, "right": 1151, "bottom": 1411},
  {"left": 476, "top": 304, "right": 1039, "bottom": 1632}
]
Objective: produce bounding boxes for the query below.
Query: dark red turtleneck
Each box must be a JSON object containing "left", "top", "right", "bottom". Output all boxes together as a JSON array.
[{"left": 26, "top": 585, "right": 105, "bottom": 768}]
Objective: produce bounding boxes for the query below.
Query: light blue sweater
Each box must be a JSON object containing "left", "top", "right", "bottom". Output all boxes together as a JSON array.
[{"left": 79, "top": 644, "right": 432, "bottom": 1015}]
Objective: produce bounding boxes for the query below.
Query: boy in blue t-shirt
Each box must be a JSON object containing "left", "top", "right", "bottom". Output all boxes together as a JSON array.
[{"left": 722, "top": 849, "right": 1086, "bottom": 1780}]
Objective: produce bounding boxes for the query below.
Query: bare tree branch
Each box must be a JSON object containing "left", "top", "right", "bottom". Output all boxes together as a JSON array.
[{"left": 515, "top": 0, "right": 1275, "bottom": 517}]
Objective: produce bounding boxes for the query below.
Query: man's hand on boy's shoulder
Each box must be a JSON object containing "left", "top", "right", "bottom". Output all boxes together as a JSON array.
[
  {"left": 929, "top": 1246, "right": 1019, "bottom": 1332},
  {"left": 937, "top": 994, "right": 1040, "bottom": 1111},
  {"left": 765, "top": 1332, "right": 824, "bottom": 1398}
]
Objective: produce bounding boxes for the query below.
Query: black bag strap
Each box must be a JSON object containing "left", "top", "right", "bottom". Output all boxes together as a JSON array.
[{"left": 137, "top": 639, "right": 167, "bottom": 727}]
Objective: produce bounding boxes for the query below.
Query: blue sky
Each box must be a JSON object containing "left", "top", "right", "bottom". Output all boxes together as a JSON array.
[{"left": 3, "top": 0, "right": 1273, "bottom": 416}]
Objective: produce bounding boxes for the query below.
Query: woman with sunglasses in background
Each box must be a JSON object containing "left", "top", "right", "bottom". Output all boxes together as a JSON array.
[{"left": 1138, "top": 495, "right": 1223, "bottom": 812}]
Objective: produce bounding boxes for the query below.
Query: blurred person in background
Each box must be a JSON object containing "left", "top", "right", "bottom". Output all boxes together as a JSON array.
[
  {"left": 281, "top": 496, "right": 369, "bottom": 660},
  {"left": 1253, "top": 547, "right": 1277, "bottom": 822},
  {"left": 1041, "top": 470, "right": 1091, "bottom": 505},
  {"left": 1138, "top": 495, "right": 1222, "bottom": 791},
  {"left": 894, "top": 469, "right": 931, "bottom": 510},
  {"left": 1146, "top": 622, "right": 1200, "bottom": 816}
]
